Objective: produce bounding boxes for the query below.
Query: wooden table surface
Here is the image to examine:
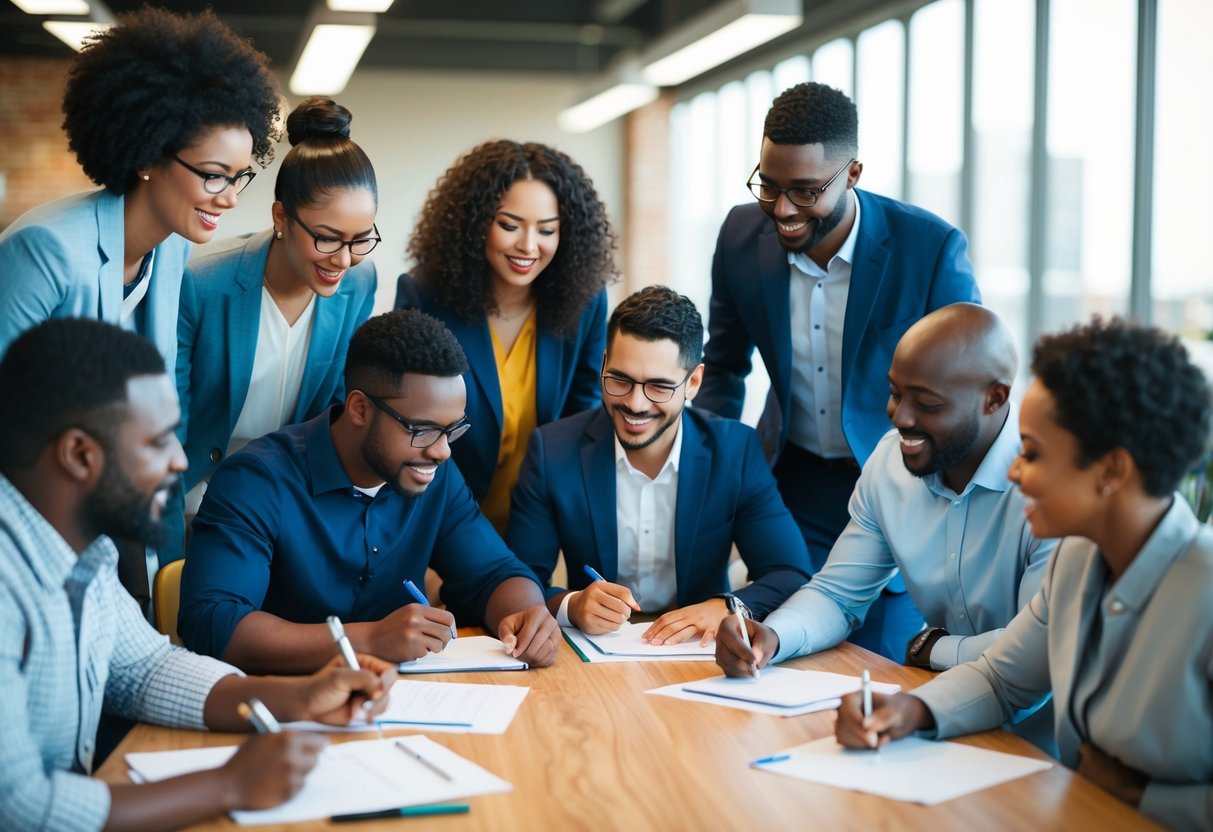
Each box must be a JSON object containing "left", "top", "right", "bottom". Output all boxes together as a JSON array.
[{"left": 95, "top": 635, "right": 1158, "bottom": 831}]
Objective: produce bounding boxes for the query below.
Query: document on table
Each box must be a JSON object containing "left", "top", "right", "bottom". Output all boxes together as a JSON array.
[
  {"left": 398, "top": 635, "right": 527, "bottom": 673},
  {"left": 283, "top": 679, "right": 529, "bottom": 734},
  {"left": 647, "top": 667, "right": 899, "bottom": 716},
  {"left": 563, "top": 622, "right": 716, "bottom": 663},
  {"left": 752, "top": 735, "right": 1052, "bottom": 804},
  {"left": 125, "top": 735, "right": 511, "bottom": 825}
]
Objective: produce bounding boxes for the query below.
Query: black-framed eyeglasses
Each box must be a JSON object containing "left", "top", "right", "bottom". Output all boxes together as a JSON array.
[
  {"left": 284, "top": 204, "right": 381, "bottom": 256},
  {"left": 172, "top": 154, "right": 257, "bottom": 195},
  {"left": 746, "top": 158, "right": 855, "bottom": 208},
  {"left": 601, "top": 368, "right": 694, "bottom": 404},
  {"left": 360, "top": 391, "right": 471, "bottom": 448}
]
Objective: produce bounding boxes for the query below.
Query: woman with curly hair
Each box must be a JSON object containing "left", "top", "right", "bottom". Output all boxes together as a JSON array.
[
  {"left": 396, "top": 140, "right": 618, "bottom": 534},
  {"left": 167, "top": 97, "right": 379, "bottom": 562},
  {"left": 834, "top": 317, "right": 1213, "bottom": 831},
  {"left": 0, "top": 6, "right": 280, "bottom": 367}
]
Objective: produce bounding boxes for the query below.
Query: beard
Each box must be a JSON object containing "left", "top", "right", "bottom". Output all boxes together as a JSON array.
[
  {"left": 85, "top": 462, "right": 174, "bottom": 548},
  {"left": 902, "top": 412, "right": 981, "bottom": 479},
  {"left": 612, "top": 403, "right": 681, "bottom": 452},
  {"left": 781, "top": 190, "right": 850, "bottom": 253},
  {"left": 361, "top": 420, "right": 427, "bottom": 499}
]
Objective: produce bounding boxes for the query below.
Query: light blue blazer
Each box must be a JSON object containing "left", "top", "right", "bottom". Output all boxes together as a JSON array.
[
  {"left": 175, "top": 229, "right": 377, "bottom": 495},
  {"left": 0, "top": 189, "right": 189, "bottom": 365}
]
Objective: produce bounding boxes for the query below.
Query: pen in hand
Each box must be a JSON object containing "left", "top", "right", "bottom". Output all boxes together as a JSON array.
[
  {"left": 327, "top": 615, "right": 361, "bottom": 671},
  {"left": 728, "top": 596, "right": 760, "bottom": 681},
  {"left": 583, "top": 564, "right": 607, "bottom": 583},
  {"left": 860, "top": 668, "right": 876, "bottom": 749},
  {"left": 238, "top": 698, "right": 281, "bottom": 734},
  {"left": 404, "top": 578, "right": 458, "bottom": 639}
]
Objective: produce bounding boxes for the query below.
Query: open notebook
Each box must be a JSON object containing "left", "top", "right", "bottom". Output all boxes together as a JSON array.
[{"left": 398, "top": 636, "right": 527, "bottom": 673}]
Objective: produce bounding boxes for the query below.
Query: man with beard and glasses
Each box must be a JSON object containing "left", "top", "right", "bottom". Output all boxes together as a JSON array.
[
  {"left": 507, "top": 286, "right": 813, "bottom": 644},
  {"left": 179, "top": 309, "right": 560, "bottom": 673},
  {"left": 0, "top": 319, "right": 398, "bottom": 832},
  {"left": 697, "top": 82, "right": 980, "bottom": 659},
  {"left": 717, "top": 305, "right": 1057, "bottom": 703}
]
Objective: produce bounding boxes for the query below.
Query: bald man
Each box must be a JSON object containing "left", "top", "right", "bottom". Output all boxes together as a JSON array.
[{"left": 716, "top": 303, "right": 1057, "bottom": 675}]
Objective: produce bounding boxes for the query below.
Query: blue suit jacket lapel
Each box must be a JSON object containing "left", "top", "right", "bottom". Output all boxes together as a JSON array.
[
  {"left": 581, "top": 411, "right": 619, "bottom": 579},
  {"left": 673, "top": 414, "right": 709, "bottom": 606},
  {"left": 448, "top": 315, "right": 502, "bottom": 431},
  {"left": 95, "top": 193, "right": 123, "bottom": 325},
  {"left": 226, "top": 235, "right": 270, "bottom": 429},
  {"left": 841, "top": 190, "right": 891, "bottom": 389},
  {"left": 758, "top": 229, "right": 793, "bottom": 410},
  {"left": 535, "top": 320, "right": 563, "bottom": 424},
  {"left": 295, "top": 289, "right": 348, "bottom": 420}
]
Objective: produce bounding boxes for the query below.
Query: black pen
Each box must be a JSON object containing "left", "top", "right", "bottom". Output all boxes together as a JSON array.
[{"left": 332, "top": 803, "right": 470, "bottom": 822}]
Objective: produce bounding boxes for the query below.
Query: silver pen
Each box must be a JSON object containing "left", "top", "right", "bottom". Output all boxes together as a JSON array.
[
  {"left": 238, "top": 697, "right": 281, "bottom": 733},
  {"left": 327, "top": 615, "right": 362, "bottom": 671},
  {"left": 396, "top": 739, "right": 453, "bottom": 781}
]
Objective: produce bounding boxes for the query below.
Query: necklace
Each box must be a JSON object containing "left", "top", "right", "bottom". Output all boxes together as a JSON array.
[{"left": 493, "top": 302, "right": 534, "bottom": 323}]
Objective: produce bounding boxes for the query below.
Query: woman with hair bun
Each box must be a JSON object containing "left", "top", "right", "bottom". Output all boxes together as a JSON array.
[
  {"left": 834, "top": 317, "right": 1213, "bottom": 831},
  {"left": 0, "top": 6, "right": 281, "bottom": 365},
  {"left": 397, "top": 140, "right": 618, "bottom": 535},
  {"left": 169, "top": 97, "right": 379, "bottom": 561}
]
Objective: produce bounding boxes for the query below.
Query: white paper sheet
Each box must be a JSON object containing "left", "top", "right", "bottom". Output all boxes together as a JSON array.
[
  {"left": 126, "top": 735, "right": 511, "bottom": 825},
  {"left": 647, "top": 667, "right": 900, "bottom": 716},
  {"left": 283, "top": 679, "right": 529, "bottom": 734},
  {"left": 563, "top": 623, "right": 716, "bottom": 663},
  {"left": 752, "top": 735, "right": 1052, "bottom": 804},
  {"left": 397, "top": 636, "right": 527, "bottom": 673}
]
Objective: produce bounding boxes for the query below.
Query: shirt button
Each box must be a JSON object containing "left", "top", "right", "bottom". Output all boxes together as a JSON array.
[
  {"left": 949, "top": 553, "right": 957, "bottom": 560},
  {"left": 958, "top": 612, "right": 966, "bottom": 620},
  {"left": 817, "top": 283, "right": 823, "bottom": 289},
  {"left": 953, "top": 501, "right": 961, "bottom": 508},
  {"left": 1109, "top": 599, "right": 1125, "bottom": 614},
  {"left": 209, "top": 448, "right": 222, "bottom": 463},
  {"left": 82, "top": 740, "right": 93, "bottom": 753},
  {"left": 371, "top": 546, "right": 378, "bottom": 553},
  {"left": 814, "top": 324, "right": 821, "bottom": 330},
  {"left": 819, "top": 409, "right": 826, "bottom": 415},
  {"left": 817, "top": 366, "right": 823, "bottom": 373}
]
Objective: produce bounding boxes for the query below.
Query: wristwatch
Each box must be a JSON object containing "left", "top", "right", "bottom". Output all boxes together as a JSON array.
[
  {"left": 714, "top": 593, "right": 753, "bottom": 619},
  {"left": 905, "top": 626, "right": 949, "bottom": 667}
]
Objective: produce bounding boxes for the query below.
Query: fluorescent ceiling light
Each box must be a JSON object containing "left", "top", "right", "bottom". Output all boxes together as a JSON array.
[
  {"left": 642, "top": 1, "right": 801, "bottom": 87},
  {"left": 559, "top": 83, "right": 658, "bottom": 133},
  {"left": 289, "top": 23, "right": 376, "bottom": 96},
  {"left": 325, "top": 0, "right": 394, "bottom": 11},
  {"left": 13, "top": 0, "right": 90, "bottom": 13},
  {"left": 42, "top": 19, "right": 109, "bottom": 51}
]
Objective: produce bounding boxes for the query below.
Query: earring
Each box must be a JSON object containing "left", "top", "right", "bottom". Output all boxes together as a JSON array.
[
  {"left": 274, "top": 230, "right": 283, "bottom": 240},
  {"left": 142, "top": 174, "right": 150, "bottom": 181},
  {"left": 1100, "top": 485, "right": 1112, "bottom": 496}
]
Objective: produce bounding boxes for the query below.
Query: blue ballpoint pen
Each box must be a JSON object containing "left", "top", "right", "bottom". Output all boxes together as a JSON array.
[
  {"left": 583, "top": 564, "right": 607, "bottom": 583},
  {"left": 404, "top": 579, "right": 457, "bottom": 638}
]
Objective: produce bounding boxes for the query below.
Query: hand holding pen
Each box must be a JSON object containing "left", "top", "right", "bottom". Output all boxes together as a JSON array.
[
  {"left": 834, "top": 684, "right": 936, "bottom": 750},
  {"left": 568, "top": 564, "right": 642, "bottom": 634},
  {"left": 712, "top": 614, "right": 778, "bottom": 679},
  {"left": 359, "top": 584, "right": 455, "bottom": 662}
]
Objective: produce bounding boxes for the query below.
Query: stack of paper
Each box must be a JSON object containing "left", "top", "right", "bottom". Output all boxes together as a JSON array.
[
  {"left": 563, "top": 622, "right": 716, "bottom": 663},
  {"left": 647, "top": 667, "right": 900, "bottom": 716},
  {"left": 126, "top": 735, "right": 512, "bottom": 825},
  {"left": 398, "top": 636, "right": 527, "bottom": 673}
]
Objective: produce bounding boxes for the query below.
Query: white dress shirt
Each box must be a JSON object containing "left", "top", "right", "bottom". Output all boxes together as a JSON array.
[{"left": 786, "top": 195, "right": 861, "bottom": 458}]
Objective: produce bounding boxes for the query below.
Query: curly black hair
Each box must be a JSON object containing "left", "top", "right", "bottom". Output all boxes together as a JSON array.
[
  {"left": 0, "top": 319, "right": 165, "bottom": 469},
  {"left": 275, "top": 97, "right": 377, "bottom": 210},
  {"left": 406, "top": 140, "right": 619, "bottom": 338},
  {"left": 61, "top": 6, "right": 281, "bottom": 194},
  {"left": 1032, "top": 317, "right": 1212, "bottom": 497},
  {"left": 764, "top": 82, "right": 858, "bottom": 158},
  {"left": 609, "top": 285, "right": 704, "bottom": 369},
  {"left": 345, "top": 309, "right": 470, "bottom": 395}
]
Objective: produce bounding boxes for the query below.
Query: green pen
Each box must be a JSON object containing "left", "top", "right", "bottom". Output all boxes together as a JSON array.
[{"left": 331, "top": 802, "right": 470, "bottom": 823}]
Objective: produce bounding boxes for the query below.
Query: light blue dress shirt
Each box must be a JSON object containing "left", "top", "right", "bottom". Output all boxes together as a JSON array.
[
  {"left": 0, "top": 474, "right": 238, "bottom": 832},
  {"left": 766, "top": 404, "right": 1056, "bottom": 667}
]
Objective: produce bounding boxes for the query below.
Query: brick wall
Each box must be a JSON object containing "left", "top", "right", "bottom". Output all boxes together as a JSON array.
[
  {"left": 0, "top": 56, "right": 92, "bottom": 230},
  {"left": 622, "top": 93, "right": 672, "bottom": 295}
]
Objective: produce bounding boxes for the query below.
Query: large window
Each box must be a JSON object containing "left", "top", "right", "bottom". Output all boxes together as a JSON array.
[
  {"left": 855, "top": 21, "right": 905, "bottom": 199},
  {"left": 907, "top": 0, "right": 964, "bottom": 226}
]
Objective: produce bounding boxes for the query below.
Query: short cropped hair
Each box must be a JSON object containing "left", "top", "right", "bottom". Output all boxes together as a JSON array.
[
  {"left": 764, "top": 82, "right": 858, "bottom": 158},
  {"left": 0, "top": 319, "right": 165, "bottom": 469},
  {"left": 608, "top": 285, "right": 704, "bottom": 369},
  {"left": 62, "top": 6, "right": 281, "bottom": 194},
  {"left": 275, "top": 97, "right": 378, "bottom": 210},
  {"left": 345, "top": 310, "right": 470, "bottom": 395},
  {"left": 1032, "top": 317, "right": 1212, "bottom": 497}
]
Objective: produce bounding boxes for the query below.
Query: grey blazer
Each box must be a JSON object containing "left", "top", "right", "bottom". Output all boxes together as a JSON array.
[{"left": 912, "top": 496, "right": 1213, "bottom": 831}]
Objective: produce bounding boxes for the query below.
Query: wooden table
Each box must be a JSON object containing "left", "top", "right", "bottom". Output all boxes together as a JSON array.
[{"left": 96, "top": 636, "right": 1158, "bottom": 831}]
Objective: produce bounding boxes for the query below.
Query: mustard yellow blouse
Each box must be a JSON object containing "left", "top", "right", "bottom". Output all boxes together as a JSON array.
[{"left": 481, "top": 312, "right": 539, "bottom": 536}]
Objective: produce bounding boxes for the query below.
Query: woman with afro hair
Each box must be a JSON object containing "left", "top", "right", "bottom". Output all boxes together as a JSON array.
[
  {"left": 167, "top": 97, "right": 379, "bottom": 561},
  {"left": 396, "top": 140, "right": 618, "bottom": 534},
  {"left": 834, "top": 317, "right": 1213, "bottom": 831},
  {"left": 0, "top": 6, "right": 281, "bottom": 368}
]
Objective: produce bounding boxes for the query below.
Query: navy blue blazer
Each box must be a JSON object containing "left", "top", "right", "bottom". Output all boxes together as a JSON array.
[
  {"left": 697, "top": 191, "right": 980, "bottom": 467},
  {"left": 395, "top": 274, "right": 607, "bottom": 502},
  {"left": 506, "top": 407, "right": 814, "bottom": 618}
]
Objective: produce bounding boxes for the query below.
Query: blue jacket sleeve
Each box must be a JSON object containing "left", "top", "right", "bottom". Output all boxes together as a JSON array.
[
  {"left": 0, "top": 224, "right": 72, "bottom": 361},
  {"left": 698, "top": 208, "right": 755, "bottom": 419}
]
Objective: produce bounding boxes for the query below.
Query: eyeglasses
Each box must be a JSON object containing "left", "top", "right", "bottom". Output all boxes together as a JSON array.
[
  {"left": 602, "top": 368, "right": 694, "bottom": 404},
  {"left": 360, "top": 391, "right": 471, "bottom": 448},
  {"left": 745, "top": 158, "right": 855, "bottom": 208},
  {"left": 284, "top": 204, "right": 381, "bottom": 256},
  {"left": 172, "top": 154, "right": 257, "bottom": 195}
]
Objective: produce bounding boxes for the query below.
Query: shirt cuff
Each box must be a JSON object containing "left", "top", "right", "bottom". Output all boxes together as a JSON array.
[{"left": 556, "top": 592, "right": 578, "bottom": 628}]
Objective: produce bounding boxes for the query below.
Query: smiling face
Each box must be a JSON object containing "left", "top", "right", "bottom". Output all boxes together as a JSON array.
[
  {"left": 359, "top": 374, "right": 468, "bottom": 497},
  {"left": 83, "top": 374, "right": 186, "bottom": 547},
  {"left": 602, "top": 332, "right": 702, "bottom": 460},
  {"left": 271, "top": 187, "right": 378, "bottom": 298},
  {"left": 142, "top": 124, "right": 255, "bottom": 244},
  {"left": 483, "top": 178, "right": 560, "bottom": 295},
  {"left": 755, "top": 139, "right": 857, "bottom": 255},
  {"left": 1008, "top": 379, "right": 1105, "bottom": 540}
]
